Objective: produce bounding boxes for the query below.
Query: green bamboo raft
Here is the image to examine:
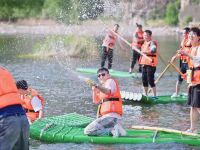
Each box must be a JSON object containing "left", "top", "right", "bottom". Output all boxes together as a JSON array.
[
  {"left": 121, "top": 91, "right": 187, "bottom": 105},
  {"left": 30, "top": 113, "right": 200, "bottom": 145}
]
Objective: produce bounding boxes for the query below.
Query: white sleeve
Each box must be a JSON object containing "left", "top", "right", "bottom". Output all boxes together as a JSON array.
[
  {"left": 193, "top": 47, "right": 200, "bottom": 67},
  {"left": 104, "top": 79, "right": 116, "bottom": 95},
  {"left": 150, "top": 41, "right": 157, "bottom": 53},
  {"left": 31, "top": 96, "right": 43, "bottom": 112}
]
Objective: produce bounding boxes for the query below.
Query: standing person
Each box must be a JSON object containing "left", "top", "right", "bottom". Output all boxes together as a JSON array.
[
  {"left": 171, "top": 27, "right": 192, "bottom": 98},
  {"left": 179, "top": 27, "right": 200, "bottom": 133},
  {"left": 139, "top": 30, "right": 158, "bottom": 98},
  {"left": 0, "top": 67, "right": 29, "bottom": 150},
  {"left": 16, "top": 80, "right": 45, "bottom": 124},
  {"left": 101, "top": 24, "right": 119, "bottom": 70},
  {"left": 129, "top": 23, "right": 144, "bottom": 73},
  {"left": 84, "top": 67, "right": 126, "bottom": 137}
]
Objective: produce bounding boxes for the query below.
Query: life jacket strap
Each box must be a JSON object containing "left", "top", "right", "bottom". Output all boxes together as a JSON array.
[
  {"left": 193, "top": 67, "right": 200, "bottom": 71},
  {"left": 146, "top": 54, "right": 156, "bottom": 57},
  {"left": 102, "top": 98, "right": 120, "bottom": 103},
  {"left": 24, "top": 108, "right": 38, "bottom": 113}
]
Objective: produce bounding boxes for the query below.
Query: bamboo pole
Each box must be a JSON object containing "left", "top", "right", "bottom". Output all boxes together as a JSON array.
[
  {"left": 157, "top": 52, "right": 173, "bottom": 75},
  {"left": 109, "top": 29, "right": 152, "bottom": 62},
  {"left": 169, "top": 62, "right": 184, "bottom": 76},
  {"left": 148, "top": 54, "right": 177, "bottom": 93},
  {"left": 132, "top": 125, "right": 200, "bottom": 137},
  {"left": 155, "top": 54, "right": 177, "bottom": 84}
]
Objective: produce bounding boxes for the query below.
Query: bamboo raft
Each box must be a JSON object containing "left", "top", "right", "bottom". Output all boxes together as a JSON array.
[
  {"left": 121, "top": 91, "right": 187, "bottom": 104},
  {"left": 30, "top": 113, "right": 200, "bottom": 145}
]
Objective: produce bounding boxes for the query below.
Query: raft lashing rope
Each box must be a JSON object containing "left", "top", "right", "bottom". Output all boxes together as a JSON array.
[{"left": 120, "top": 91, "right": 150, "bottom": 102}]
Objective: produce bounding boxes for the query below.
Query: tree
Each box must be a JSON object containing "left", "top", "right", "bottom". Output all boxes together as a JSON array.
[{"left": 165, "top": 2, "right": 179, "bottom": 25}]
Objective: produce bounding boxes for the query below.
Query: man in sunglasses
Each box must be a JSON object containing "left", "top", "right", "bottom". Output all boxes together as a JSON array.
[{"left": 84, "top": 67, "right": 126, "bottom": 137}]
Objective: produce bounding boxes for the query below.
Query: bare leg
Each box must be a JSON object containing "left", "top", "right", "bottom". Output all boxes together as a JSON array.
[
  {"left": 152, "top": 86, "right": 157, "bottom": 97},
  {"left": 189, "top": 107, "right": 199, "bottom": 132},
  {"left": 143, "top": 87, "right": 148, "bottom": 96},
  {"left": 175, "top": 81, "right": 181, "bottom": 95},
  {"left": 197, "top": 108, "right": 200, "bottom": 114}
]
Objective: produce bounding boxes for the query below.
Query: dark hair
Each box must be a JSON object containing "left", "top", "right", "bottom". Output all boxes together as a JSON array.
[
  {"left": 183, "top": 27, "right": 190, "bottom": 34},
  {"left": 114, "top": 24, "right": 120, "bottom": 28},
  {"left": 16, "top": 80, "right": 28, "bottom": 90},
  {"left": 136, "top": 23, "right": 142, "bottom": 28},
  {"left": 144, "top": 30, "right": 152, "bottom": 36},
  {"left": 97, "top": 67, "right": 109, "bottom": 74},
  {"left": 190, "top": 27, "right": 200, "bottom": 37}
]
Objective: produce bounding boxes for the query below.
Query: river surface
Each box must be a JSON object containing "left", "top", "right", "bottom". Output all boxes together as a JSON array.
[{"left": 0, "top": 34, "right": 199, "bottom": 150}]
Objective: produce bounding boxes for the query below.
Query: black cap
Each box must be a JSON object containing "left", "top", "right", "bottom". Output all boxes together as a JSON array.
[{"left": 16, "top": 80, "right": 28, "bottom": 90}]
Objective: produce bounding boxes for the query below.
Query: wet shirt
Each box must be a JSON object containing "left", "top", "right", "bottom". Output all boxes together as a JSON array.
[
  {"left": 104, "top": 78, "right": 117, "bottom": 95},
  {"left": 192, "top": 46, "right": 200, "bottom": 67},
  {"left": 31, "top": 96, "right": 42, "bottom": 112},
  {"left": 102, "top": 30, "right": 118, "bottom": 49}
]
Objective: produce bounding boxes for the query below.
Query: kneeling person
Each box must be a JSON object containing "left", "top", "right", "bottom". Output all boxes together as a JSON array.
[
  {"left": 84, "top": 67, "right": 126, "bottom": 137},
  {"left": 16, "top": 80, "right": 45, "bottom": 124}
]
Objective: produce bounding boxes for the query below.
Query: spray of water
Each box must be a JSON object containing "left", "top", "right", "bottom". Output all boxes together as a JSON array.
[{"left": 52, "top": 40, "right": 95, "bottom": 86}]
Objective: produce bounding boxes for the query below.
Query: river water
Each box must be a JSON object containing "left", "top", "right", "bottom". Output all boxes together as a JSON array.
[{"left": 0, "top": 34, "right": 199, "bottom": 150}]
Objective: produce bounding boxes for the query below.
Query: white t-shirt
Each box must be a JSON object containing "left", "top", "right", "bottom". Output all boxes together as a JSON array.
[
  {"left": 31, "top": 96, "right": 42, "bottom": 112},
  {"left": 193, "top": 46, "right": 200, "bottom": 67},
  {"left": 104, "top": 78, "right": 117, "bottom": 95}
]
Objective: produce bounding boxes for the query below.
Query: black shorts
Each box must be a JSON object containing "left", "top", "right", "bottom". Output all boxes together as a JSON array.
[
  {"left": 188, "top": 84, "right": 200, "bottom": 107},
  {"left": 178, "top": 60, "right": 188, "bottom": 82}
]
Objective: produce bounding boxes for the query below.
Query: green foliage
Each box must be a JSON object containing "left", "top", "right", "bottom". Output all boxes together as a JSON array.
[
  {"left": 165, "top": 1, "right": 179, "bottom": 25},
  {"left": 78, "top": 0, "right": 104, "bottom": 20},
  {"left": 0, "top": 0, "right": 104, "bottom": 23},
  {"left": 42, "top": 0, "right": 79, "bottom": 24},
  {"left": 0, "top": 0, "right": 44, "bottom": 21},
  {"left": 183, "top": 16, "right": 193, "bottom": 25},
  {"left": 32, "top": 35, "right": 98, "bottom": 59}
]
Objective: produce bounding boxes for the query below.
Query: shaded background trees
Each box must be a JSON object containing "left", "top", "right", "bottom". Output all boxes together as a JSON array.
[{"left": 0, "top": 0, "right": 199, "bottom": 26}]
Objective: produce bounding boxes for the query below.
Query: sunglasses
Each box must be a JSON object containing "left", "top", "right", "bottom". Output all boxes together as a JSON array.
[{"left": 97, "top": 73, "right": 106, "bottom": 78}]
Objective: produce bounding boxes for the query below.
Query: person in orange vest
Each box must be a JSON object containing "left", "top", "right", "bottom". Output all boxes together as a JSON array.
[
  {"left": 84, "top": 67, "right": 126, "bottom": 137},
  {"left": 0, "top": 67, "right": 29, "bottom": 150},
  {"left": 129, "top": 23, "right": 144, "bottom": 73},
  {"left": 16, "top": 80, "right": 45, "bottom": 124},
  {"left": 171, "top": 27, "right": 192, "bottom": 98},
  {"left": 179, "top": 27, "right": 200, "bottom": 133},
  {"left": 139, "top": 30, "right": 158, "bottom": 99},
  {"left": 101, "top": 24, "right": 119, "bottom": 70}
]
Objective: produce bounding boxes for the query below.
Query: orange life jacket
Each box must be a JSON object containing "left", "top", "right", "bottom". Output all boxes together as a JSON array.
[
  {"left": 188, "top": 46, "right": 200, "bottom": 85},
  {"left": 139, "top": 40, "right": 158, "bottom": 67},
  {"left": 102, "top": 30, "right": 118, "bottom": 49},
  {"left": 0, "top": 67, "right": 21, "bottom": 109},
  {"left": 92, "top": 78, "right": 122, "bottom": 116},
  {"left": 180, "top": 38, "right": 192, "bottom": 63},
  {"left": 132, "top": 30, "right": 144, "bottom": 48},
  {"left": 21, "top": 88, "right": 45, "bottom": 122}
]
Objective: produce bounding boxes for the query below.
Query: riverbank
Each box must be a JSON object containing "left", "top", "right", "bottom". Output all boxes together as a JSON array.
[{"left": 0, "top": 19, "right": 181, "bottom": 37}]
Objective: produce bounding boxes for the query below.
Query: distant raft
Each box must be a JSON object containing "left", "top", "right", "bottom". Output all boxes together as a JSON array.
[
  {"left": 30, "top": 113, "right": 200, "bottom": 145},
  {"left": 76, "top": 68, "right": 142, "bottom": 78},
  {"left": 120, "top": 91, "right": 187, "bottom": 104},
  {"left": 76, "top": 68, "right": 160, "bottom": 78}
]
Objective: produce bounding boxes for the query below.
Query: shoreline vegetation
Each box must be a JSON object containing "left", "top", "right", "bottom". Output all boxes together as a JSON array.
[
  {"left": 0, "top": 19, "right": 198, "bottom": 59},
  {"left": 0, "top": 1, "right": 199, "bottom": 58},
  {"left": 0, "top": 19, "right": 183, "bottom": 36},
  {"left": 24, "top": 34, "right": 99, "bottom": 59},
  {"left": 0, "top": 19, "right": 184, "bottom": 59}
]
